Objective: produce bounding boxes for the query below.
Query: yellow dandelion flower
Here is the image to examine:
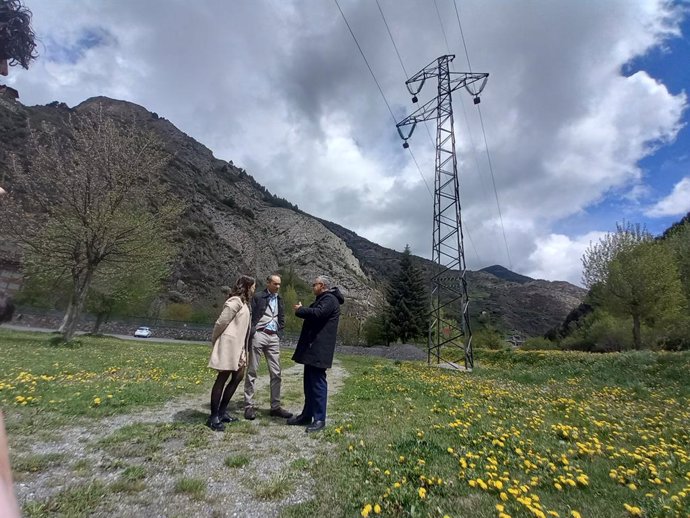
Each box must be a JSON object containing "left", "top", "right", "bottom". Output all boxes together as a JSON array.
[
  {"left": 373, "top": 503, "right": 381, "bottom": 514},
  {"left": 361, "top": 504, "right": 372, "bottom": 517},
  {"left": 418, "top": 487, "right": 427, "bottom": 499}
]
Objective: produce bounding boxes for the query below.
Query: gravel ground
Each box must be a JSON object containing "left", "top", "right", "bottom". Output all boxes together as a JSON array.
[
  {"left": 13, "top": 361, "right": 349, "bottom": 517},
  {"left": 10, "top": 343, "right": 427, "bottom": 516}
]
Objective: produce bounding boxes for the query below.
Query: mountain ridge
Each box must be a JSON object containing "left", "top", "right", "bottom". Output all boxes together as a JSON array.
[{"left": 0, "top": 94, "right": 586, "bottom": 335}]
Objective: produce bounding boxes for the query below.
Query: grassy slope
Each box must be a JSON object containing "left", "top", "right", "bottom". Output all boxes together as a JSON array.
[
  {"left": 283, "top": 350, "right": 690, "bottom": 518},
  {"left": 1, "top": 330, "right": 689, "bottom": 517},
  {"left": 0, "top": 329, "right": 294, "bottom": 433}
]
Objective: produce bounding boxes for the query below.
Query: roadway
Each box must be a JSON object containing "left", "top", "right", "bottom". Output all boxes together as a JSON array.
[{"left": 0, "top": 324, "right": 209, "bottom": 345}]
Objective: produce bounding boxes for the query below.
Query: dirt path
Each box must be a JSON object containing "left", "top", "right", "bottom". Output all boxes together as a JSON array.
[{"left": 13, "top": 360, "right": 349, "bottom": 517}]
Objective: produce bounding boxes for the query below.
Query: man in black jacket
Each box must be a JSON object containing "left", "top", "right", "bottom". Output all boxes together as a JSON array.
[
  {"left": 243, "top": 274, "right": 293, "bottom": 420},
  {"left": 287, "top": 275, "right": 345, "bottom": 432}
]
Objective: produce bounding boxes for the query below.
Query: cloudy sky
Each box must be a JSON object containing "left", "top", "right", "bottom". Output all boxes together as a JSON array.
[{"left": 6, "top": 0, "right": 690, "bottom": 285}]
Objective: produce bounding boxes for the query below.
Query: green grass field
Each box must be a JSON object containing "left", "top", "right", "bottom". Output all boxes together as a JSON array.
[
  {"left": 283, "top": 351, "right": 690, "bottom": 518},
  {"left": 1, "top": 329, "right": 689, "bottom": 517}
]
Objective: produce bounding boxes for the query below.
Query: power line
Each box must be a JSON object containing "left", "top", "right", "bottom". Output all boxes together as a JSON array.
[
  {"left": 375, "top": 0, "right": 408, "bottom": 78},
  {"left": 334, "top": 0, "right": 396, "bottom": 126},
  {"left": 433, "top": 0, "right": 451, "bottom": 54},
  {"left": 477, "top": 105, "right": 512, "bottom": 268},
  {"left": 452, "top": 0, "right": 473, "bottom": 73},
  {"left": 449, "top": 0, "right": 513, "bottom": 269},
  {"left": 334, "top": 0, "right": 432, "bottom": 196},
  {"left": 375, "top": 0, "right": 437, "bottom": 187},
  {"left": 426, "top": 3, "right": 486, "bottom": 265}
]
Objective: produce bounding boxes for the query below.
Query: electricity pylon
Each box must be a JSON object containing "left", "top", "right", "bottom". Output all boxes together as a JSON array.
[{"left": 396, "top": 55, "right": 488, "bottom": 370}]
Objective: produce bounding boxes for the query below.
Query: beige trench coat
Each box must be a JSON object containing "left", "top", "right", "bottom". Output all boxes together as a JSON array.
[{"left": 208, "top": 296, "right": 251, "bottom": 371}]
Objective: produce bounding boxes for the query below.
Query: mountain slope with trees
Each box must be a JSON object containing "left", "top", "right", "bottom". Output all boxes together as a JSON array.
[{"left": 0, "top": 95, "right": 585, "bottom": 336}]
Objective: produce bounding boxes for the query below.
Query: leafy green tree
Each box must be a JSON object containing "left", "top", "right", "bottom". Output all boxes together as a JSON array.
[
  {"left": 337, "top": 313, "right": 362, "bottom": 346},
  {"left": 1, "top": 110, "right": 182, "bottom": 341},
  {"left": 387, "top": 245, "right": 428, "bottom": 343},
  {"left": 664, "top": 221, "right": 690, "bottom": 303},
  {"left": 602, "top": 241, "right": 685, "bottom": 349},
  {"left": 582, "top": 222, "right": 651, "bottom": 289},
  {"left": 280, "top": 284, "right": 302, "bottom": 334},
  {"left": 87, "top": 254, "right": 171, "bottom": 334},
  {"left": 362, "top": 312, "right": 392, "bottom": 346}
]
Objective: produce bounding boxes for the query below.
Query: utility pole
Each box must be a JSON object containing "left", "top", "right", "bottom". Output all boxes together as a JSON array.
[{"left": 396, "top": 55, "right": 488, "bottom": 370}]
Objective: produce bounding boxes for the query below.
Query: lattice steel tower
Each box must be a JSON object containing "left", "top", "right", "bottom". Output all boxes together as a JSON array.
[{"left": 396, "top": 55, "right": 488, "bottom": 370}]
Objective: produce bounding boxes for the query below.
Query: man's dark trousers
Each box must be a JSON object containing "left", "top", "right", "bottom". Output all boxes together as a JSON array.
[{"left": 302, "top": 365, "right": 327, "bottom": 422}]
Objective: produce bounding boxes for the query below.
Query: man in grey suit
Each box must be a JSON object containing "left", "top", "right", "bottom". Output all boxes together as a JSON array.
[{"left": 243, "top": 274, "right": 293, "bottom": 420}]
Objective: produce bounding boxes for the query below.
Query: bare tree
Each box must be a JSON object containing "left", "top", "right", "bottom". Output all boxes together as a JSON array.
[
  {"left": 581, "top": 222, "right": 651, "bottom": 289},
  {"left": 1, "top": 109, "right": 182, "bottom": 341}
]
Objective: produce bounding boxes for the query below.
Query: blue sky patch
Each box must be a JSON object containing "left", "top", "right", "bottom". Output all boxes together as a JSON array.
[{"left": 45, "top": 27, "right": 114, "bottom": 65}]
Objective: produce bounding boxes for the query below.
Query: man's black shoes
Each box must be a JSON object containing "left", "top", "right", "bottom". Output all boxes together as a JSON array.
[
  {"left": 244, "top": 407, "right": 256, "bottom": 420},
  {"left": 305, "top": 420, "right": 326, "bottom": 433},
  {"left": 270, "top": 407, "right": 294, "bottom": 419},
  {"left": 287, "top": 414, "right": 312, "bottom": 426}
]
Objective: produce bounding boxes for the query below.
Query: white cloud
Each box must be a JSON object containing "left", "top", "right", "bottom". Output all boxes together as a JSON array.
[
  {"left": 527, "top": 232, "right": 608, "bottom": 286},
  {"left": 645, "top": 176, "right": 690, "bottom": 217},
  {"left": 6, "top": 0, "right": 688, "bottom": 285}
]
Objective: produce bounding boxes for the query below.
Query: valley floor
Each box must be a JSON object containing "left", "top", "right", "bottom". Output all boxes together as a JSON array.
[{"left": 1, "top": 330, "right": 689, "bottom": 517}]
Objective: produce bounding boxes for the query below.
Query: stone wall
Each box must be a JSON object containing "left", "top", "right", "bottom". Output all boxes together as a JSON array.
[{"left": 0, "top": 268, "right": 22, "bottom": 296}]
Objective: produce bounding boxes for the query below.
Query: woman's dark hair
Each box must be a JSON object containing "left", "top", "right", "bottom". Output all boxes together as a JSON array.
[
  {"left": 0, "top": 0, "right": 39, "bottom": 69},
  {"left": 230, "top": 275, "right": 255, "bottom": 303}
]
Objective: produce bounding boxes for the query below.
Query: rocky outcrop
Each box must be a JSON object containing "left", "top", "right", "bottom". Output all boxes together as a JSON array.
[{"left": 0, "top": 95, "right": 584, "bottom": 335}]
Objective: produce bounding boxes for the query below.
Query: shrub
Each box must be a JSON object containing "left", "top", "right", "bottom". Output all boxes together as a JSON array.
[
  {"left": 587, "top": 314, "right": 633, "bottom": 352},
  {"left": 337, "top": 314, "right": 362, "bottom": 346},
  {"left": 362, "top": 313, "right": 391, "bottom": 346},
  {"left": 654, "top": 317, "right": 690, "bottom": 351},
  {"left": 163, "top": 303, "right": 193, "bottom": 321},
  {"left": 520, "top": 337, "right": 560, "bottom": 351},
  {"left": 473, "top": 329, "right": 506, "bottom": 350}
]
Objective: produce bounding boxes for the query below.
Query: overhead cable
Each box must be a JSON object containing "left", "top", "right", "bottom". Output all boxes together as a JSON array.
[
  {"left": 450, "top": 0, "right": 513, "bottom": 269},
  {"left": 334, "top": 0, "right": 432, "bottom": 196}
]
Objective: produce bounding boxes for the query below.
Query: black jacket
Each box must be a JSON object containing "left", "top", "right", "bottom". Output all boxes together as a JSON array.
[
  {"left": 292, "top": 287, "right": 345, "bottom": 369},
  {"left": 251, "top": 289, "right": 285, "bottom": 336}
]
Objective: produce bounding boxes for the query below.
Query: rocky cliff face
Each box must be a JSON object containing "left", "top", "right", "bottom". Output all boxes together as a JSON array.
[{"left": 0, "top": 95, "right": 584, "bottom": 334}]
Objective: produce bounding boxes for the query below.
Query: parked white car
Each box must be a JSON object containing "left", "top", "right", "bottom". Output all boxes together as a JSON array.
[{"left": 133, "top": 326, "right": 153, "bottom": 338}]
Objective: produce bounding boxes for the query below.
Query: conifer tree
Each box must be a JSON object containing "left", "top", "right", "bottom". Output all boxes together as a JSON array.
[{"left": 387, "top": 245, "right": 428, "bottom": 343}]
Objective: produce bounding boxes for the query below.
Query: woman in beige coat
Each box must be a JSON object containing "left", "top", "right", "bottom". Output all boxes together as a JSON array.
[{"left": 207, "top": 275, "right": 255, "bottom": 431}]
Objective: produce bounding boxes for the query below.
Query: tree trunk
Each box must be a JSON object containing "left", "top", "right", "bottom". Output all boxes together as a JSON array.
[
  {"left": 59, "top": 268, "right": 94, "bottom": 342},
  {"left": 632, "top": 313, "right": 641, "bottom": 350},
  {"left": 92, "top": 312, "right": 107, "bottom": 335}
]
